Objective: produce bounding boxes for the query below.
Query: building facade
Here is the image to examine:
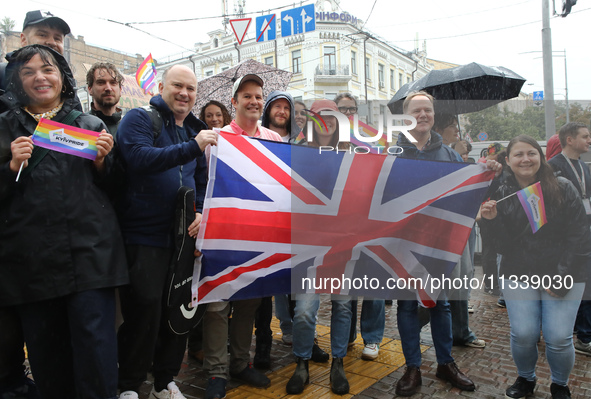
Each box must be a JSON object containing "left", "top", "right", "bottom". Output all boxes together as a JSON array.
[{"left": 158, "top": 0, "right": 432, "bottom": 125}]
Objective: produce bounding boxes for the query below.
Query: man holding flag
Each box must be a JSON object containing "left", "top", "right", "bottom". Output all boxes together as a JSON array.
[
  {"left": 116, "top": 64, "right": 217, "bottom": 399},
  {"left": 394, "top": 91, "right": 500, "bottom": 396}
]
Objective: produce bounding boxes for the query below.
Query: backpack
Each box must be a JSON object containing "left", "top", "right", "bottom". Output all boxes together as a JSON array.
[{"left": 106, "top": 105, "right": 163, "bottom": 203}]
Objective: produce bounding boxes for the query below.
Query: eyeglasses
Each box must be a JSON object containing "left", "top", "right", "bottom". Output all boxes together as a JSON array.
[
  {"left": 294, "top": 111, "right": 307, "bottom": 116},
  {"left": 338, "top": 106, "right": 358, "bottom": 114}
]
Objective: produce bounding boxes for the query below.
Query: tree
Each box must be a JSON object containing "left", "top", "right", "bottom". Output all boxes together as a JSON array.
[
  {"left": 1, "top": 16, "right": 15, "bottom": 34},
  {"left": 465, "top": 101, "right": 591, "bottom": 142}
]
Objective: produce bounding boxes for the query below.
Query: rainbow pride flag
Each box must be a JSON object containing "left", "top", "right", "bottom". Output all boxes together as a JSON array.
[
  {"left": 136, "top": 53, "right": 157, "bottom": 94},
  {"left": 516, "top": 181, "right": 548, "bottom": 233},
  {"left": 349, "top": 118, "right": 388, "bottom": 154},
  {"left": 32, "top": 118, "right": 99, "bottom": 160}
]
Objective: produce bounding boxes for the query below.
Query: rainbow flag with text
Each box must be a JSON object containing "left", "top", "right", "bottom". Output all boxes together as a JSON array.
[
  {"left": 516, "top": 181, "right": 548, "bottom": 233},
  {"left": 136, "top": 53, "right": 157, "bottom": 94},
  {"left": 32, "top": 118, "right": 99, "bottom": 160}
]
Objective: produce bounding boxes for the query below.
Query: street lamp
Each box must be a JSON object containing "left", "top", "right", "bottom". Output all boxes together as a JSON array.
[{"left": 519, "top": 49, "right": 570, "bottom": 123}]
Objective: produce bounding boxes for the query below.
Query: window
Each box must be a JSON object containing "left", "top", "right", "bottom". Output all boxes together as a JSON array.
[
  {"left": 407, "top": 75, "right": 411, "bottom": 84},
  {"left": 351, "top": 51, "right": 357, "bottom": 75},
  {"left": 264, "top": 56, "right": 274, "bottom": 66},
  {"left": 221, "top": 66, "right": 229, "bottom": 72},
  {"left": 292, "top": 49, "right": 301, "bottom": 74},
  {"left": 390, "top": 69, "right": 395, "bottom": 90},
  {"left": 205, "top": 70, "right": 214, "bottom": 77},
  {"left": 324, "top": 46, "right": 336, "bottom": 74},
  {"left": 398, "top": 73, "right": 403, "bottom": 89},
  {"left": 378, "top": 64, "right": 385, "bottom": 88},
  {"left": 365, "top": 57, "right": 371, "bottom": 80}
]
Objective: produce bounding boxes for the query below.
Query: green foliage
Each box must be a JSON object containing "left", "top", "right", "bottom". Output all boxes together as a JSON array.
[
  {"left": 1, "top": 16, "right": 15, "bottom": 34},
  {"left": 465, "top": 101, "right": 591, "bottom": 142}
]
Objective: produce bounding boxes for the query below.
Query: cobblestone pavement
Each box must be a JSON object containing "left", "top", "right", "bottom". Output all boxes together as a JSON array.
[{"left": 137, "top": 265, "right": 591, "bottom": 398}]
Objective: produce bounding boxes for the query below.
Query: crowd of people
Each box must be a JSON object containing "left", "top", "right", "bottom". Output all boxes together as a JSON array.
[{"left": 1, "top": 9, "right": 590, "bottom": 399}]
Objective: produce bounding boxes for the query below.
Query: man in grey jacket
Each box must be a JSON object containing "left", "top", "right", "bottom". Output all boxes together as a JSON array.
[{"left": 261, "top": 90, "right": 300, "bottom": 142}]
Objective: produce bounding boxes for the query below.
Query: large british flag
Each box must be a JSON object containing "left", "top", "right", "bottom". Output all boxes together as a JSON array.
[{"left": 192, "top": 133, "right": 494, "bottom": 308}]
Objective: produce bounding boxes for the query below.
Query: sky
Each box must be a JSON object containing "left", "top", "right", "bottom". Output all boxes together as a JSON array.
[{"left": 3, "top": 0, "right": 590, "bottom": 101}]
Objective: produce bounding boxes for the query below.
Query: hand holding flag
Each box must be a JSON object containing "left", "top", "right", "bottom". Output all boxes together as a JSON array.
[{"left": 487, "top": 181, "right": 548, "bottom": 233}]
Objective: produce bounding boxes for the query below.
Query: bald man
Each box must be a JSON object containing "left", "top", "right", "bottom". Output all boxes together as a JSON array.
[{"left": 116, "top": 65, "right": 217, "bottom": 399}]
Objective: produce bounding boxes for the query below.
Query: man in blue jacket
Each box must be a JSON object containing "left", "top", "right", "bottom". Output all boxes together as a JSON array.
[
  {"left": 116, "top": 64, "right": 217, "bottom": 399},
  {"left": 394, "top": 91, "right": 475, "bottom": 397}
]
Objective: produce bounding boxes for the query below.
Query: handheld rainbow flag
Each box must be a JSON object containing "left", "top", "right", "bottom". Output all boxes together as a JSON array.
[
  {"left": 32, "top": 118, "right": 100, "bottom": 160},
  {"left": 136, "top": 53, "right": 157, "bottom": 95},
  {"left": 516, "top": 181, "right": 548, "bottom": 233}
]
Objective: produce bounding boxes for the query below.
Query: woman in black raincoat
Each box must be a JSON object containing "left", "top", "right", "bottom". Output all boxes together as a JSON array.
[{"left": 0, "top": 45, "right": 128, "bottom": 399}]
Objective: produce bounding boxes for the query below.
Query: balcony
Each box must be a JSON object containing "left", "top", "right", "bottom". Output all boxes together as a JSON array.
[{"left": 314, "top": 64, "right": 352, "bottom": 83}]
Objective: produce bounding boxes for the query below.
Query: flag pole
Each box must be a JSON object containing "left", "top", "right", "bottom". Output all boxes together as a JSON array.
[
  {"left": 16, "top": 115, "right": 44, "bottom": 182},
  {"left": 496, "top": 191, "right": 518, "bottom": 203}
]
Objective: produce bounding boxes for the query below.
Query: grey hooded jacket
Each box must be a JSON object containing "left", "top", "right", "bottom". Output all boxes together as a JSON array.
[{"left": 261, "top": 90, "right": 300, "bottom": 142}]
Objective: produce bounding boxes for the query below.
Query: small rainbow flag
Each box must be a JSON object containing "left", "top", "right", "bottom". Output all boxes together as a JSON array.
[
  {"left": 136, "top": 53, "right": 157, "bottom": 95},
  {"left": 32, "top": 118, "right": 99, "bottom": 160},
  {"left": 516, "top": 181, "right": 548, "bottom": 233},
  {"left": 349, "top": 118, "right": 388, "bottom": 154}
]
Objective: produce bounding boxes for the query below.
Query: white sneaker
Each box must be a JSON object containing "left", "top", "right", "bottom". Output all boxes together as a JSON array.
[
  {"left": 149, "top": 382, "right": 186, "bottom": 399},
  {"left": 119, "top": 391, "right": 139, "bottom": 399},
  {"left": 361, "top": 343, "right": 380, "bottom": 360}
]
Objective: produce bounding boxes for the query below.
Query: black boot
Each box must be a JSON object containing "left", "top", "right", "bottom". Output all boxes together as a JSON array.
[
  {"left": 550, "top": 383, "right": 571, "bottom": 399},
  {"left": 311, "top": 339, "right": 329, "bottom": 363},
  {"left": 286, "top": 357, "right": 309, "bottom": 394},
  {"left": 330, "top": 357, "right": 349, "bottom": 395},
  {"left": 253, "top": 342, "right": 271, "bottom": 369}
]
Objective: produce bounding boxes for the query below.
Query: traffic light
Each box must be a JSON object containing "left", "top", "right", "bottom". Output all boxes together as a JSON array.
[{"left": 561, "top": 0, "right": 577, "bottom": 17}]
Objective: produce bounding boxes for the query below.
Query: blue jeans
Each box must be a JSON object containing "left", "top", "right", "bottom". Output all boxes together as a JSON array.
[
  {"left": 503, "top": 280, "right": 584, "bottom": 386},
  {"left": 350, "top": 299, "right": 386, "bottom": 344},
  {"left": 293, "top": 294, "right": 352, "bottom": 359},
  {"left": 274, "top": 294, "right": 293, "bottom": 336},
  {"left": 397, "top": 296, "right": 454, "bottom": 368}
]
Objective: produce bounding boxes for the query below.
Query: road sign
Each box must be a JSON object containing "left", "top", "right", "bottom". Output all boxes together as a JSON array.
[
  {"left": 229, "top": 18, "right": 252, "bottom": 45},
  {"left": 478, "top": 132, "right": 488, "bottom": 141},
  {"left": 533, "top": 91, "right": 544, "bottom": 101},
  {"left": 256, "top": 14, "right": 276, "bottom": 42},
  {"left": 281, "top": 4, "right": 315, "bottom": 37}
]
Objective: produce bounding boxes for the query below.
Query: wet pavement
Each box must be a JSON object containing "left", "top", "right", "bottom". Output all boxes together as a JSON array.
[{"left": 136, "top": 265, "right": 591, "bottom": 398}]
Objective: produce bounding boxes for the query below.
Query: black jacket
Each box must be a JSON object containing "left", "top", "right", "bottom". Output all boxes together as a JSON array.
[
  {"left": 0, "top": 47, "right": 128, "bottom": 306},
  {"left": 486, "top": 174, "right": 591, "bottom": 292},
  {"left": 90, "top": 105, "right": 122, "bottom": 137}
]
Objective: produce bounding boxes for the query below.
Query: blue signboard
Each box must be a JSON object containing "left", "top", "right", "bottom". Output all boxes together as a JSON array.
[
  {"left": 281, "top": 4, "right": 315, "bottom": 37},
  {"left": 256, "top": 14, "right": 276, "bottom": 42},
  {"left": 478, "top": 132, "right": 488, "bottom": 141},
  {"left": 533, "top": 91, "right": 544, "bottom": 101}
]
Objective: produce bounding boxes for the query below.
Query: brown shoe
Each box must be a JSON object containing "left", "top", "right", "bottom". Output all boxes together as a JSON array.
[
  {"left": 395, "top": 366, "right": 422, "bottom": 396},
  {"left": 435, "top": 362, "right": 475, "bottom": 391}
]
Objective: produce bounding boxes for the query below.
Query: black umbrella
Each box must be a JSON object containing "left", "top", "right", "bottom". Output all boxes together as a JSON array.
[{"left": 387, "top": 62, "right": 526, "bottom": 115}]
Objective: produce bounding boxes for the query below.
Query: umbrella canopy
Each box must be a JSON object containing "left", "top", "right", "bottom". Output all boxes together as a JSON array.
[
  {"left": 195, "top": 59, "right": 293, "bottom": 118},
  {"left": 387, "top": 62, "right": 526, "bottom": 115}
]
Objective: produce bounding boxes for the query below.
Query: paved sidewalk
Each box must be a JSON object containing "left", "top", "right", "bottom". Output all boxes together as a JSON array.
[{"left": 137, "top": 265, "right": 591, "bottom": 398}]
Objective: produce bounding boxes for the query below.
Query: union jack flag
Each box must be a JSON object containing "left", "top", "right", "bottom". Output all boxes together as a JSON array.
[{"left": 192, "top": 133, "right": 494, "bottom": 308}]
